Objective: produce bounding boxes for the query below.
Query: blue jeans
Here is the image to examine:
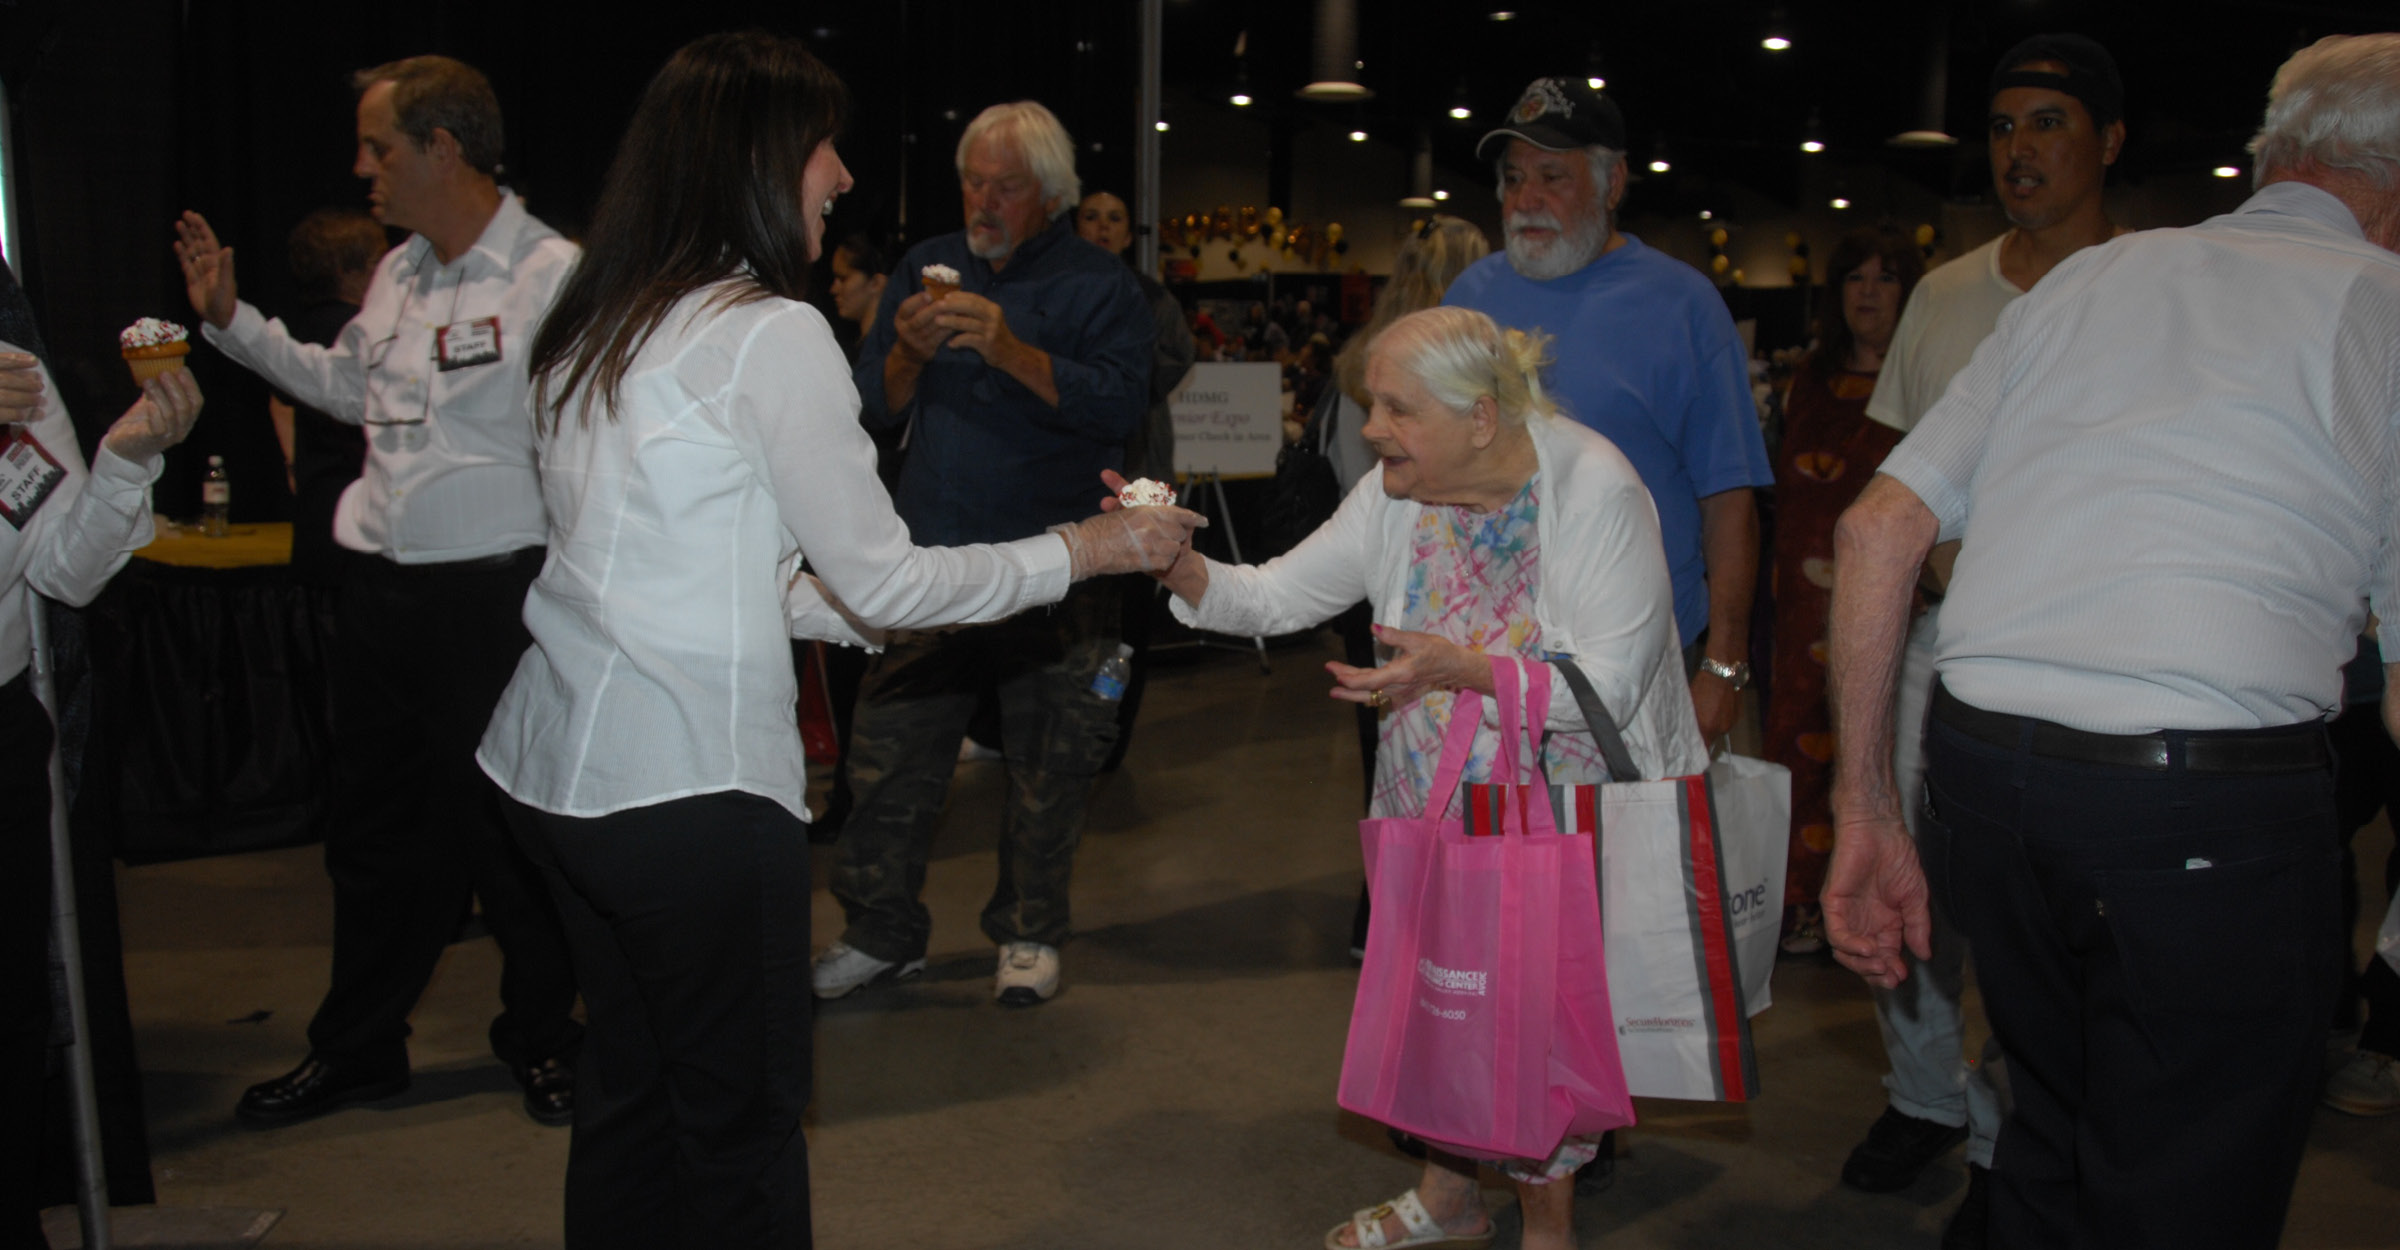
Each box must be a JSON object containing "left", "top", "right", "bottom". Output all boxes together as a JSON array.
[
  {"left": 1919, "top": 701, "right": 2341, "bottom": 1250},
  {"left": 1873, "top": 611, "right": 2003, "bottom": 1166}
]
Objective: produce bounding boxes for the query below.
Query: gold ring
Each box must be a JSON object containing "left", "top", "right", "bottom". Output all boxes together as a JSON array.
[{"left": 1368, "top": 690, "right": 1391, "bottom": 710}]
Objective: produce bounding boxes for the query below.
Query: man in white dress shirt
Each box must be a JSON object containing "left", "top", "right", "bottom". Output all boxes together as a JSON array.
[
  {"left": 1834, "top": 35, "right": 2127, "bottom": 1250},
  {"left": 1827, "top": 33, "right": 2400, "bottom": 1250},
  {"left": 174, "top": 54, "right": 580, "bottom": 1129}
]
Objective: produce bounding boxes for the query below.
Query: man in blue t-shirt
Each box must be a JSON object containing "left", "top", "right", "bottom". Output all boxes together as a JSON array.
[{"left": 1446, "top": 77, "right": 1771, "bottom": 743}]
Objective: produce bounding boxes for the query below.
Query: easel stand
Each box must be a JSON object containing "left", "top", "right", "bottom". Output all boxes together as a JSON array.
[
  {"left": 1166, "top": 469, "right": 1268, "bottom": 673},
  {"left": 33, "top": 603, "right": 111, "bottom": 1250},
  {"left": 32, "top": 602, "right": 280, "bottom": 1249}
]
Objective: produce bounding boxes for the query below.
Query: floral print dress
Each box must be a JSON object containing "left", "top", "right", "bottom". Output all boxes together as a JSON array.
[{"left": 1367, "top": 473, "right": 1611, "bottom": 1183}]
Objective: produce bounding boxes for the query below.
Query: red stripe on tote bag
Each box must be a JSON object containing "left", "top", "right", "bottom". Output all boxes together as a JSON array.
[{"left": 1680, "top": 774, "right": 1759, "bottom": 1100}]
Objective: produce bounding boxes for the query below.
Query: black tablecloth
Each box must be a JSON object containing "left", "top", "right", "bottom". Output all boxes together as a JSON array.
[{"left": 81, "top": 558, "right": 334, "bottom": 864}]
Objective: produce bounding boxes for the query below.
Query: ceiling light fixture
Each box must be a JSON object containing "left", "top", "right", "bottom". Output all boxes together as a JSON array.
[
  {"left": 1830, "top": 197, "right": 1852, "bottom": 209},
  {"left": 1155, "top": 120, "right": 1170, "bottom": 132},
  {"left": 1761, "top": 5, "right": 1793, "bottom": 51},
  {"left": 1231, "top": 93, "right": 1253, "bottom": 107},
  {"left": 1488, "top": 10, "right": 1517, "bottom": 20},
  {"left": 1299, "top": 0, "right": 1375, "bottom": 100},
  {"left": 1800, "top": 107, "right": 1826, "bottom": 154},
  {"left": 2214, "top": 165, "right": 2242, "bottom": 179},
  {"left": 1433, "top": 189, "right": 1450, "bottom": 201},
  {"left": 1350, "top": 129, "right": 1369, "bottom": 142}
]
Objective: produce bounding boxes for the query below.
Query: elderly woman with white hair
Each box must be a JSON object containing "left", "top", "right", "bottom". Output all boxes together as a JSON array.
[{"left": 1144, "top": 305, "right": 1704, "bottom": 1250}]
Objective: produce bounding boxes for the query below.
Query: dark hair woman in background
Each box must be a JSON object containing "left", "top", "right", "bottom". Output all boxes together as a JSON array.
[
  {"left": 1761, "top": 226, "right": 1923, "bottom": 958},
  {"left": 474, "top": 32, "right": 1201, "bottom": 1248}
]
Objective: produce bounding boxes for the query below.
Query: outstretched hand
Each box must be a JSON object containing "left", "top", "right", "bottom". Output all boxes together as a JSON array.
[
  {"left": 1057, "top": 499, "right": 1206, "bottom": 579},
  {"left": 1822, "top": 811, "right": 1933, "bottom": 988},
  {"left": 1325, "top": 623, "right": 1491, "bottom": 711},
  {"left": 1097, "top": 468, "right": 1211, "bottom": 601},
  {"left": 172, "top": 211, "right": 239, "bottom": 330}
]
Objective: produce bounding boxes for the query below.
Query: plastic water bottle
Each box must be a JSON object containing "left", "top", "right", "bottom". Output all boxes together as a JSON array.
[
  {"left": 1090, "top": 643, "right": 1134, "bottom": 702},
  {"left": 200, "top": 455, "right": 231, "bottom": 538}
]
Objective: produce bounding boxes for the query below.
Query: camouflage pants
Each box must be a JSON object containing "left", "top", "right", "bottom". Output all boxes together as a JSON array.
[{"left": 831, "top": 580, "right": 1122, "bottom": 961}]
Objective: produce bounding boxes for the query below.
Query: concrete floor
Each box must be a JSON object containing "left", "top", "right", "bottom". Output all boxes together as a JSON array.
[{"left": 74, "top": 631, "right": 2400, "bottom": 1248}]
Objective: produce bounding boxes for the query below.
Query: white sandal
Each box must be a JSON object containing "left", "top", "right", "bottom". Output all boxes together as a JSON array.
[{"left": 1322, "top": 1188, "right": 1494, "bottom": 1250}]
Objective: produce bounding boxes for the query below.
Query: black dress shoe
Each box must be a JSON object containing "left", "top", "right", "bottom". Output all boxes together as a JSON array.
[
  {"left": 1940, "top": 1164, "right": 1992, "bottom": 1250},
  {"left": 515, "top": 1055, "right": 575, "bottom": 1127},
  {"left": 235, "top": 1054, "right": 410, "bottom": 1128},
  {"left": 1841, "top": 1106, "right": 1970, "bottom": 1192}
]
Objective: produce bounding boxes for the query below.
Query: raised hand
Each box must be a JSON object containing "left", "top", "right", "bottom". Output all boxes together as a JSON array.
[{"left": 172, "top": 211, "right": 239, "bottom": 330}]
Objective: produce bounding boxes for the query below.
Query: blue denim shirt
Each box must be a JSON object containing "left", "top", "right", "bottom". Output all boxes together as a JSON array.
[{"left": 855, "top": 217, "right": 1152, "bottom": 546}]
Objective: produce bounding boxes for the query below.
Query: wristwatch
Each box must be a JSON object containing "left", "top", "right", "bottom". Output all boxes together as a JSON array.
[{"left": 1698, "top": 657, "right": 1751, "bottom": 690}]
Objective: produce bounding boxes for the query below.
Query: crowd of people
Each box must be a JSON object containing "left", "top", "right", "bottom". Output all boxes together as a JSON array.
[{"left": 4, "top": 21, "right": 2397, "bottom": 1250}]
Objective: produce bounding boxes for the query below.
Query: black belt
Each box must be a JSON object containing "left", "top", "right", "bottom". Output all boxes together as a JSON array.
[{"left": 1931, "top": 683, "right": 2327, "bottom": 774}]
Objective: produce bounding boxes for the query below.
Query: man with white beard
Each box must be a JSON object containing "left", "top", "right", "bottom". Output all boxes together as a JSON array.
[
  {"left": 822, "top": 100, "right": 1154, "bottom": 1007},
  {"left": 1445, "top": 78, "right": 1771, "bottom": 745}
]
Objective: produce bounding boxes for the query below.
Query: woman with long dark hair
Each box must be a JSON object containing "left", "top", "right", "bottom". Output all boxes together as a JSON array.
[{"left": 476, "top": 32, "right": 1200, "bottom": 1248}]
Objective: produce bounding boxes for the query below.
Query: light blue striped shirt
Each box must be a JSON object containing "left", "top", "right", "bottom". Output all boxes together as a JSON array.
[{"left": 1883, "top": 181, "right": 2400, "bottom": 733}]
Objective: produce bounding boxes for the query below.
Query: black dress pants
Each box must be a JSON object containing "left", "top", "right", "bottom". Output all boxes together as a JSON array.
[
  {"left": 507, "top": 791, "right": 814, "bottom": 1250},
  {"left": 1919, "top": 704, "right": 2342, "bottom": 1250},
  {"left": 305, "top": 549, "right": 578, "bottom": 1068},
  {"left": 2328, "top": 702, "right": 2400, "bottom": 1053},
  {"left": 0, "top": 676, "right": 53, "bottom": 1250}
]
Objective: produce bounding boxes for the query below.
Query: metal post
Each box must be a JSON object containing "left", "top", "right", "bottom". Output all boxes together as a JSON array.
[
  {"left": 1136, "top": 0, "right": 1162, "bottom": 278},
  {"left": 31, "top": 601, "right": 111, "bottom": 1250}
]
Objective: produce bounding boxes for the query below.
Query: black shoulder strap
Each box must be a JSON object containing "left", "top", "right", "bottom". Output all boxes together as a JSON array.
[{"left": 1550, "top": 656, "right": 1640, "bottom": 782}]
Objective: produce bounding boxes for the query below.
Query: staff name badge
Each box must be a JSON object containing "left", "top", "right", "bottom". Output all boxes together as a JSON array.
[
  {"left": 0, "top": 427, "right": 66, "bottom": 530},
  {"left": 434, "top": 316, "right": 502, "bottom": 372}
]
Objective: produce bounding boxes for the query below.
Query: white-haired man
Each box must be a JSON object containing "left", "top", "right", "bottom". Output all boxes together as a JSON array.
[
  {"left": 1827, "top": 32, "right": 2400, "bottom": 1249},
  {"left": 1445, "top": 78, "right": 1771, "bottom": 745},
  {"left": 821, "top": 100, "right": 1153, "bottom": 1005}
]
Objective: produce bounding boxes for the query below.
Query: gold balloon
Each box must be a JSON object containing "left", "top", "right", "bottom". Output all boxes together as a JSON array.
[
  {"left": 1264, "top": 206, "right": 1285, "bottom": 227},
  {"left": 1731, "top": 268, "right": 1746, "bottom": 285},
  {"left": 1709, "top": 227, "right": 1729, "bottom": 249},
  {"left": 1914, "top": 223, "right": 1937, "bottom": 247},
  {"left": 1325, "top": 222, "right": 1345, "bottom": 245},
  {"left": 1710, "top": 254, "right": 1731, "bottom": 275}
]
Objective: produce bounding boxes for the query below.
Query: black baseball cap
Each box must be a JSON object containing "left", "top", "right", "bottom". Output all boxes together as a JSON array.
[
  {"left": 1988, "top": 33, "right": 2125, "bottom": 129},
  {"left": 1476, "top": 77, "right": 1629, "bottom": 162}
]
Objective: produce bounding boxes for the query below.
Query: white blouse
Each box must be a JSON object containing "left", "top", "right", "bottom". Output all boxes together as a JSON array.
[
  {"left": 0, "top": 345, "right": 159, "bottom": 685},
  {"left": 477, "top": 289, "right": 1071, "bottom": 821}
]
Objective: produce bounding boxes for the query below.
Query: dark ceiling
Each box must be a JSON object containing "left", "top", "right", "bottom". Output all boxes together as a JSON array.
[{"left": 1149, "top": 0, "right": 2399, "bottom": 209}]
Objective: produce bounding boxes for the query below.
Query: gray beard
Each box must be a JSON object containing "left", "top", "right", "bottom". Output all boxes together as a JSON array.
[
  {"left": 1504, "top": 213, "right": 1607, "bottom": 281},
  {"left": 967, "top": 220, "right": 1016, "bottom": 261}
]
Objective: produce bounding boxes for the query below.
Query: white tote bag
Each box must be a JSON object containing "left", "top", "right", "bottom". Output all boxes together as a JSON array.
[{"left": 1551, "top": 660, "right": 1789, "bottom": 1102}]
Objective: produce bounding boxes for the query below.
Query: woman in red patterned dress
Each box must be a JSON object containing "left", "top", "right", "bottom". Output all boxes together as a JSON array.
[{"left": 1765, "top": 228, "right": 1922, "bottom": 955}]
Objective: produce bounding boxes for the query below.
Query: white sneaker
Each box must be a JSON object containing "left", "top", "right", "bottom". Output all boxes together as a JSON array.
[
  {"left": 811, "top": 942, "right": 924, "bottom": 1000},
  {"left": 2324, "top": 1049, "right": 2400, "bottom": 1116},
  {"left": 994, "top": 941, "right": 1060, "bottom": 1006}
]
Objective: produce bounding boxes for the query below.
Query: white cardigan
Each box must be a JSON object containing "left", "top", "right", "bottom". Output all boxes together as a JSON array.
[{"left": 1174, "top": 413, "right": 1707, "bottom": 782}]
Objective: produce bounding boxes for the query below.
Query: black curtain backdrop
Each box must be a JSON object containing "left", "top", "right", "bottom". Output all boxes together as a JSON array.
[{"left": 1, "top": 0, "right": 1143, "bottom": 520}]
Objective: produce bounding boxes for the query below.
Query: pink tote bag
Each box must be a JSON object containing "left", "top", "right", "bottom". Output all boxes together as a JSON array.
[{"left": 1337, "top": 658, "right": 1635, "bottom": 1161}]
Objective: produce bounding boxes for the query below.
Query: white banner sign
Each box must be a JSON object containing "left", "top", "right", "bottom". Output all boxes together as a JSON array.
[{"left": 1170, "top": 361, "right": 1283, "bottom": 478}]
